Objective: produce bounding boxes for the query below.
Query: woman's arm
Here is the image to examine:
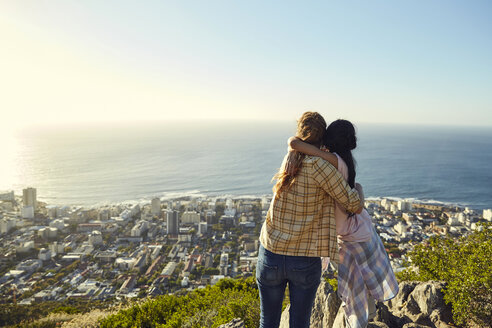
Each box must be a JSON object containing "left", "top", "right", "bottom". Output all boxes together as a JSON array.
[
  {"left": 288, "top": 136, "right": 338, "bottom": 169},
  {"left": 354, "top": 183, "right": 365, "bottom": 214}
]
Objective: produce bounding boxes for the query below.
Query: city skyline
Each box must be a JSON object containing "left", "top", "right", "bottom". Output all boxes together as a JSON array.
[{"left": 0, "top": 1, "right": 491, "bottom": 129}]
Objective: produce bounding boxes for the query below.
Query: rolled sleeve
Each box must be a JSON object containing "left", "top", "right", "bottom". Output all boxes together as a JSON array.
[{"left": 312, "top": 158, "right": 361, "bottom": 213}]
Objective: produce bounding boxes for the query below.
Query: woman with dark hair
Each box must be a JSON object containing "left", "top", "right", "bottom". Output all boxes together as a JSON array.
[
  {"left": 258, "top": 113, "right": 364, "bottom": 328},
  {"left": 288, "top": 119, "right": 399, "bottom": 328}
]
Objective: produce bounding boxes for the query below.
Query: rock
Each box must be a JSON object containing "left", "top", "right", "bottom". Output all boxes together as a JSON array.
[
  {"left": 368, "top": 322, "right": 390, "bottom": 328},
  {"left": 374, "top": 301, "right": 412, "bottom": 328},
  {"left": 218, "top": 318, "right": 245, "bottom": 328},
  {"left": 279, "top": 280, "right": 453, "bottom": 328},
  {"left": 280, "top": 280, "right": 341, "bottom": 328},
  {"left": 310, "top": 280, "right": 342, "bottom": 328},
  {"left": 387, "top": 281, "right": 419, "bottom": 313},
  {"left": 279, "top": 304, "right": 290, "bottom": 328},
  {"left": 410, "top": 281, "right": 446, "bottom": 317},
  {"left": 429, "top": 308, "right": 454, "bottom": 328},
  {"left": 377, "top": 280, "right": 454, "bottom": 328},
  {"left": 331, "top": 305, "right": 347, "bottom": 328},
  {"left": 402, "top": 324, "right": 433, "bottom": 328}
]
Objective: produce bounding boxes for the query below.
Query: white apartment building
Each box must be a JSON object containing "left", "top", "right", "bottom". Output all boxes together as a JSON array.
[
  {"left": 448, "top": 216, "right": 460, "bottom": 226},
  {"left": 38, "top": 227, "right": 58, "bottom": 239},
  {"left": 16, "top": 259, "right": 42, "bottom": 272},
  {"left": 161, "top": 261, "right": 177, "bottom": 276},
  {"left": 397, "top": 200, "right": 413, "bottom": 212},
  {"left": 381, "top": 199, "right": 392, "bottom": 211},
  {"left": 483, "top": 209, "right": 492, "bottom": 221},
  {"left": 131, "top": 220, "right": 149, "bottom": 237},
  {"left": 0, "top": 218, "right": 16, "bottom": 234},
  {"left": 394, "top": 222, "right": 408, "bottom": 235},
  {"left": 0, "top": 191, "right": 15, "bottom": 201},
  {"left": 181, "top": 211, "right": 200, "bottom": 224},
  {"left": 46, "top": 206, "right": 58, "bottom": 218},
  {"left": 220, "top": 253, "right": 229, "bottom": 276},
  {"left": 17, "top": 241, "right": 35, "bottom": 253},
  {"left": 198, "top": 222, "right": 208, "bottom": 235},
  {"left": 89, "top": 231, "right": 103, "bottom": 246},
  {"left": 49, "top": 218, "right": 66, "bottom": 230},
  {"left": 21, "top": 206, "right": 34, "bottom": 219},
  {"left": 115, "top": 257, "right": 136, "bottom": 271},
  {"left": 23, "top": 187, "right": 37, "bottom": 211},
  {"left": 38, "top": 248, "right": 52, "bottom": 261},
  {"left": 151, "top": 198, "right": 161, "bottom": 216},
  {"left": 50, "top": 242, "right": 65, "bottom": 255},
  {"left": 178, "top": 234, "right": 192, "bottom": 243},
  {"left": 456, "top": 212, "right": 467, "bottom": 224}
]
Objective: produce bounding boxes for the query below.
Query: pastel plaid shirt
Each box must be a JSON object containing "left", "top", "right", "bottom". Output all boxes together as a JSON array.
[{"left": 260, "top": 156, "right": 361, "bottom": 261}]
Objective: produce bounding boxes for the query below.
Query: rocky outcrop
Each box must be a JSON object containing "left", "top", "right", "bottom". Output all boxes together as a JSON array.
[
  {"left": 379, "top": 281, "right": 454, "bottom": 328},
  {"left": 278, "top": 280, "right": 455, "bottom": 328},
  {"left": 311, "top": 280, "right": 343, "bottom": 328},
  {"left": 218, "top": 318, "right": 245, "bottom": 328},
  {"left": 279, "top": 281, "right": 341, "bottom": 328}
]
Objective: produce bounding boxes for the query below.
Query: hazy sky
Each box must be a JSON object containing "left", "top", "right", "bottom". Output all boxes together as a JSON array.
[{"left": 1, "top": 0, "right": 491, "bottom": 128}]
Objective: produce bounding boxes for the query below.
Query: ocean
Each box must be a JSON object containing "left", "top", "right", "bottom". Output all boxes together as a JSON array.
[{"left": 2, "top": 121, "right": 491, "bottom": 210}]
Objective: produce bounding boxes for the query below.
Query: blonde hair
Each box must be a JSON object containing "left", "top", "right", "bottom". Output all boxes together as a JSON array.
[{"left": 273, "top": 112, "right": 326, "bottom": 195}]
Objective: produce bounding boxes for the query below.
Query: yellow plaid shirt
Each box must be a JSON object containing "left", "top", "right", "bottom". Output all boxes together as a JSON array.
[{"left": 260, "top": 156, "right": 361, "bottom": 262}]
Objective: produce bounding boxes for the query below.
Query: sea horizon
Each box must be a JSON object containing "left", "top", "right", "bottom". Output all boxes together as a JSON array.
[{"left": 2, "top": 121, "right": 492, "bottom": 210}]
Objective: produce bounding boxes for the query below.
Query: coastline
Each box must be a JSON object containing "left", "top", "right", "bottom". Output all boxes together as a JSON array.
[{"left": 33, "top": 193, "right": 486, "bottom": 212}]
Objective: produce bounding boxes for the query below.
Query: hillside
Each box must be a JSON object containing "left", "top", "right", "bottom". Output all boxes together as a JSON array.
[{"left": 3, "top": 223, "right": 490, "bottom": 328}]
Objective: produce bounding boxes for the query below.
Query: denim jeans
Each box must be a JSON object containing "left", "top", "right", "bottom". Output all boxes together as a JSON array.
[{"left": 256, "top": 244, "right": 321, "bottom": 328}]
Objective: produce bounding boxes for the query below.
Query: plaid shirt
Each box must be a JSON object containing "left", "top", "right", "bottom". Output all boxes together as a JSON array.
[{"left": 260, "top": 156, "right": 361, "bottom": 260}]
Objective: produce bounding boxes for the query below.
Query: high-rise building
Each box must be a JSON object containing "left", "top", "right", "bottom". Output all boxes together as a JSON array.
[
  {"left": 198, "top": 222, "right": 208, "bottom": 235},
  {"left": 151, "top": 198, "right": 161, "bottom": 216},
  {"left": 220, "top": 253, "right": 229, "bottom": 276},
  {"left": 22, "top": 187, "right": 37, "bottom": 211},
  {"left": 166, "top": 210, "right": 179, "bottom": 235}
]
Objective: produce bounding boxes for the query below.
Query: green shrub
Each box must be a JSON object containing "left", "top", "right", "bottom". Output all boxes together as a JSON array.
[
  {"left": 398, "top": 223, "right": 491, "bottom": 327},
  {"left": 99, "top": 277, "right": 260, "bottom": 328},
  {"left": 323, "top": 276, "right": 338, "bottom": 292},
  {"left": 51, "top": 306, "right": 81, "bottom": 315}
]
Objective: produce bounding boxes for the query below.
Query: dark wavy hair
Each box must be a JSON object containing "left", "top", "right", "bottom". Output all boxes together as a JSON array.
[{"left": 324, "top": 119, "right": 357, "bottom": 188}]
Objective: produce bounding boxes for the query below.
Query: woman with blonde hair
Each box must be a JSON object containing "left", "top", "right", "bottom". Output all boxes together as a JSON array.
[
  {"left": 257, "top": 112, "right": 364, "bottom": 328},
  {"left": 288, "top": 119, "right": 399, "bottom": 328}
]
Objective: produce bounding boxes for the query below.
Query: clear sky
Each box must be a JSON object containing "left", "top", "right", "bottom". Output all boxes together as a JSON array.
[{"left": 1, "top": 0, "right": 491, "bottom": 128}]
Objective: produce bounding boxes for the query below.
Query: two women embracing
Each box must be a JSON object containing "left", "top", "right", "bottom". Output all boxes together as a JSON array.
[{"left": 257, "top": 112, "right": 399, "bottom": 328}]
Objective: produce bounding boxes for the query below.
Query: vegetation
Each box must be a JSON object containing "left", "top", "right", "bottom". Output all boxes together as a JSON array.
[
  {"left": 383, "top": 242, "right": 403, "bottom": 257},
  {"left": 397, "top": 223, "right": 491, "bottom": 327},
  {"left": 323, "top": 276, "right": 338, "bottom": 292},
  {"left": 99, "top": 277, "right": 260, "bottom": 328},
  {"left": 0, "top": 298, "right": 114, "bottom": 327}
]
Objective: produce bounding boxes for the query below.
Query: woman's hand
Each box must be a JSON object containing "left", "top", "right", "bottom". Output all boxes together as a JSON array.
[{"left": 284, "top": 150, "right": 304, "bottom": 176}]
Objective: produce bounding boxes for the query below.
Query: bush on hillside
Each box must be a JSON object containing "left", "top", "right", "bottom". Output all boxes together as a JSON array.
[
  {"left": 397, "top": 222, "right": 491, "bottom": 327},
  {"left": 99, "top": 277, "right": 260, "bottom": 328}
]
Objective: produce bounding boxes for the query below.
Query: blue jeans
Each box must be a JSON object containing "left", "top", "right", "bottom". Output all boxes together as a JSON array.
[{"left": 256, "top": 244, "right": 321, "bottom": 328}]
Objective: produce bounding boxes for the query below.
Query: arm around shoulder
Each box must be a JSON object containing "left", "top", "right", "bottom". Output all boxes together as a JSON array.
[
  {"left": 288, "top": 137, "right": 338, "bottom": 169},
  {"left": 312, "top": 159, "right": 361, "bottom": 213}
]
